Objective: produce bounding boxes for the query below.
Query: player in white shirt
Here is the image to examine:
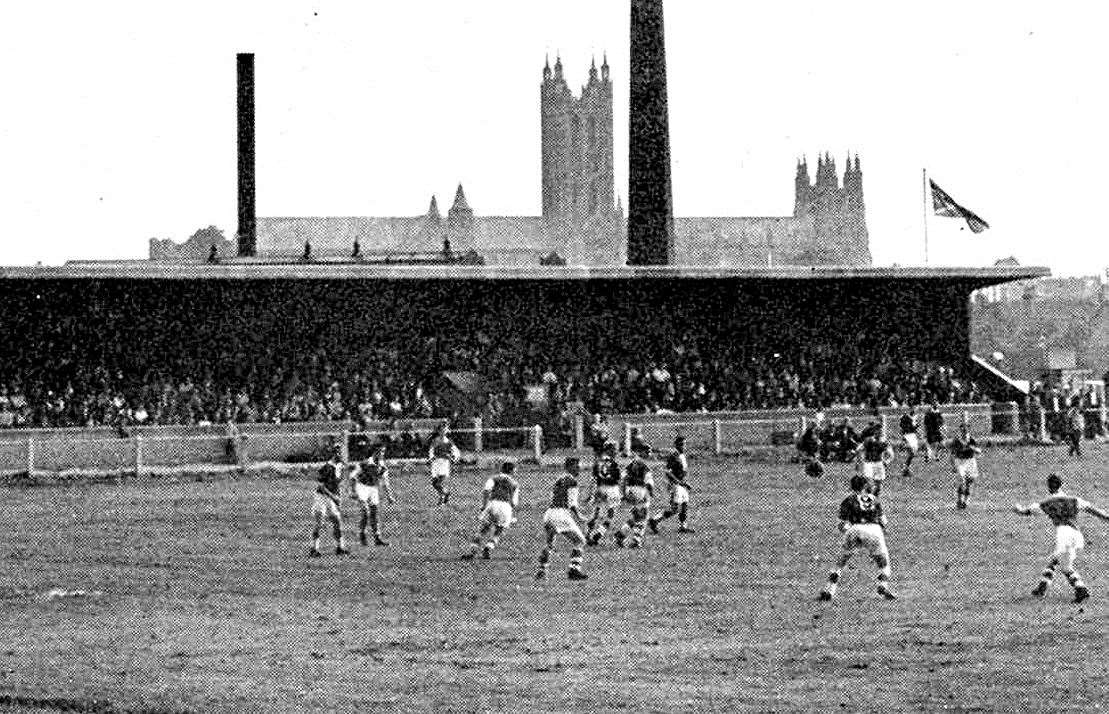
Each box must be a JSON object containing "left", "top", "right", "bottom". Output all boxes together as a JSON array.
[{"left": 1014, "top": 473, "right": 1109, "bottom": 604}]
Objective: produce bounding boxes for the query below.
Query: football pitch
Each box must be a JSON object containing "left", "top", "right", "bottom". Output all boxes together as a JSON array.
[{"left": 0, "top": 444, "right": 1106, "bottom": 713}]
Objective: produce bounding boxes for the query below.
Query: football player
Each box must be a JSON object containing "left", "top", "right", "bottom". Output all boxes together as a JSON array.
[
  {"left": 535, "top": 457, "right": 589, "bottom": 581},
  {"left": 948, "top": 423, "right": 982, "bottom": 510},
  {"left": 461, "top": 461, "right": 520, "bottom": 560},
  {"left": 923, "top": 403, "right": 945, "bottom": 461},
  {"left": 1014, "top": 473, "right": 1109, "bottom": 603},
  {"left": 797, "top": 414, "right": 824, "bottom": 479},
  {"left": 613, "top": 451, "right": 654, "bottom": 549},
  {"left": 819, "top": 474, "right": 896, "bottom": 601},
  {"left": 898, "top": 407, "right": 921, "bottom": 477},
  {"left": 856, "top": 422, "right": 892, "bottom": 496},
  {"left": 309, "top": 445, "right": 350, "bottom": 557},
  {"left": 586, "top": 441, "right": 623, "bottom": 545},
  {"left": 428, "top": 422, "right": 461, "bottom": 505},
  {"left": 649, "top": 436, "right": 694, "bottom": 534},
  {"left": 349, "top": 444, "right": 396, "bottom": 546}
]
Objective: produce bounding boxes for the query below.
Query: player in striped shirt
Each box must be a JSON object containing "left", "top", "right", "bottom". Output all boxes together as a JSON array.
[
  {"left": 613, "top": 451, "right": 654, "bottom": 549},
  {"left": 349, "top": 444, "right": 396, "bottom": 546},
  {"left": 428, "top": 422, "right": 461, "bottom": 506},
  {"left": 649, "top": 436, "right": 694, "bottom": 534},
  {"left": 1014, "top": 473, "right": 1109, "bottom": 603},
  {"left": 948, "top": 424, "right": 982, "bottom": 510},
  {"left": 535, "top": 457, "right": 588, "bottom": 581},
  {"left": 586, "top": 442, "right": 624, "bottom": 546},
  {"left": 309, "top": 445, "right": 351, "bottom": 558},
  {"left": 819, "top": 474, "right": 896, "bottom": 601},
  {"left": 461, "top": 462, "right": 520, "bottom": 560}
]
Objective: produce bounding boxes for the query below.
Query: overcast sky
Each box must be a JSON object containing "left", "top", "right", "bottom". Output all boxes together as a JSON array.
[{"left": 1, "top": 1, "right": 1106, "bottom": 275}]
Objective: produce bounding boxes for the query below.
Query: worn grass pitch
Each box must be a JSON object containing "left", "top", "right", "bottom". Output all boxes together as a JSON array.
[{"left": 0, "top": 443, "right": 1106, "bottom": 713}]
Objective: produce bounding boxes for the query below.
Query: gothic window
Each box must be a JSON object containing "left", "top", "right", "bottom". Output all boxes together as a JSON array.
[{"left": 571, "top": 115, "right": 582, "bottom": 162}]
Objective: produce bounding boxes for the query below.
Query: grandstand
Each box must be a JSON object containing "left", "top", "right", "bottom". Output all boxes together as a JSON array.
[{"left": 0, "top": 260, "right": 1048, "bottom": 474}]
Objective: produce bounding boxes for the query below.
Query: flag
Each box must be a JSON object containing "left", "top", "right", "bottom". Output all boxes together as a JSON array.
[{"left": 929, "top": 180, "right": 990, "bottom": 233}]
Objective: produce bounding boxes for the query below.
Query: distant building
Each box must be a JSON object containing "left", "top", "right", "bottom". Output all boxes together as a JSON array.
[
  {"left": 152, "top": 59, "right": 872, "bottom": 267},
  {"left": 976, "top": 258, "right": 1106, "bottom": 303}
]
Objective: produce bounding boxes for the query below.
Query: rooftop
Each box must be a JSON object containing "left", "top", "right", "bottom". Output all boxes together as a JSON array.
[{"left": 0, "top": 260, "right": 1049, "bottom": 285}]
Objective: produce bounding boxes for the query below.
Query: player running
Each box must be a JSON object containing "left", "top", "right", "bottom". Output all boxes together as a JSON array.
[
  {"left": 309, "top": 445, "right": 351, "bottom": 558},
  {"left": 949, "top": 424, "right": 982, "bottom": 510},
  {"left": 898, "top": 407, "right": 921, "bottom": 477},
  {"left": 923, "top": 404, "right": 945, "bottom": 461},
  {"left": 535, "top": 457, "right": 589, "bottom": 581},
  {"left": 818, "top": 474, "right": 896, "bottom": 601},
  {"left": 613, "top": 451, "right": 654, "bottom": 549},
  {"left": 428, "top": 422, "right": 461, "bottom": 505},
  {"left": 856, "top": 423, "right": 892, "bottom": 496},
  {"left": 586, "top": 442, "right": 623, "bottom": 545},
  {"left": 649, "top": 436, "right": 694, "bottom": 534},
  {"left": 349, "top": 444, "right": 396, "bottom": 546},
  {"left": 461, "top": 462, "right": 520, "bottom": 560},
  {"left": 1013, "top": 473, "right": 1109, "bottom": 603}
]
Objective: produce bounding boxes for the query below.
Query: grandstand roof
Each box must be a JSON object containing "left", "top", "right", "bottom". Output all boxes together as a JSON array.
[{"left": 0, "top": 261, "right": 1048, "bottom": 286}]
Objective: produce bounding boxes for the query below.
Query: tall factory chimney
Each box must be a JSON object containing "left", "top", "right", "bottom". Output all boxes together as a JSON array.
[
  {"left": 237, "top": 53, "right": 256, "bottom": 258},
  {"left": 627, "top": 0, "right": 674, "bottom": 266}
]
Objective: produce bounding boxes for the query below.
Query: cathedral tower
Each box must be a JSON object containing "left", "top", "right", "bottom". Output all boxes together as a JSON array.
[
  {"left": 793, "top": 153, "right": 871, "bottom": 265},
  {"left": 541, "top": 55, "right": 616, "bottom": 263}
]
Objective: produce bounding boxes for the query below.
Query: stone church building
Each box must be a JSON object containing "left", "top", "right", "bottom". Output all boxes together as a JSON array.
[{"left": 151, "top": 58, "right": 870, "bottom": 267}]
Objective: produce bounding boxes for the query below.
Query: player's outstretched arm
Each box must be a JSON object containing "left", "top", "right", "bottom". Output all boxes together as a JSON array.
[
  {"left": 1012, "top": 503, "right": 1036, "bottom": 516},
  {"left": 1083, "top": 503, "right": 1109, "bottom": 521},
  {"left": 383, "top": 470, "right": 397, "bottom": 504}
]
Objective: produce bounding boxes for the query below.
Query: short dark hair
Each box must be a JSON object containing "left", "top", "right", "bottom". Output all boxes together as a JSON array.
[
  {"left": 1047, "top": 473, "right": 1063, "bottom": 492},
  {"left": 564, "top": 457, "right": 580, "bottom": 471},
  {"left": 850, "top": 474, "right": 869, "bottom": 492},
  {"left": 501, "top": 461, "right": 516, "bottom": 474}
]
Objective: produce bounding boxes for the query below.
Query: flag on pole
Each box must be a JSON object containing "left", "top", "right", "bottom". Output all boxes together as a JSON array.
[{"left": 929, "top": 180, "right": 990, "bottom": 233}]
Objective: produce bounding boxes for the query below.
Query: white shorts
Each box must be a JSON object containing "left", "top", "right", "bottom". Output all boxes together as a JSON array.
[
  {"left": 353, "top": 482, "right": 380, "bottom": 506},
  {"left": 953, "top": 458, "right": 978, "bottom": 484},
  {"left": 430, "top": 458, "right": 452, "bottom": 480},
  {"left": 1054, "top": 525, "right": 1085, "bottom": 556},
  {"left": 862, "top": 462, "right": 887, "bottom": 482},
  {"left": 593, "top": 485, "right": 622, "bottom": 506},
  {"left": 624, "top": 485, "right": 651, "bottom": 508},
  {"left": 543, "top": 508, "right": 584, "bottom": 539},
  {"left": 903, "top": 434, "right": 920, "bottom": 452},
  {"left": 480, "top": 500, "right": 514, "bottom": 529},
  {"left": 669, "top": 484, "right": 690, "bottom": 505},
  {"left": 842, "top": 523, "right": 889, "bottom": 561},
  {"left": 312, "top": 492, "right": 341, "bottom": 521}
]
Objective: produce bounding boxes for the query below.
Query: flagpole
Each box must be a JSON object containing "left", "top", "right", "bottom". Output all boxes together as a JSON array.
[{"left": 921, "top": 168, "right": 930, "bottom": 266}]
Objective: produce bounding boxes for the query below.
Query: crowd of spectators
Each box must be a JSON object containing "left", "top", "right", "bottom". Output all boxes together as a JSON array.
[
  {"left": 0, "top": 280, "right": 1005, "bottom": 432},
  {"left": 0, "top": 331, "right": 989, "bottom": 432}
]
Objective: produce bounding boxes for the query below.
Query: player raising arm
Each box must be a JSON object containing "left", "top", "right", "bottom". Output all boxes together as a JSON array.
[
  {"left": 1014, "top": 473, "right": 1109, "bottom": 604},
  {"left": 818, "top": 474, "right": 896, "bottom": 601},
  {"left": 349, "top": 444, "right": 396, "bottom": 547},
  {"left": 535, "top": 457, "right": 589, "bottom": 581},
  {"left": 461, "top": 461, "right": 520, "bottom": 561}
]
